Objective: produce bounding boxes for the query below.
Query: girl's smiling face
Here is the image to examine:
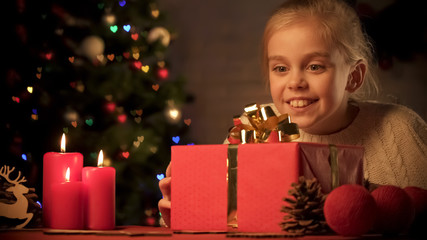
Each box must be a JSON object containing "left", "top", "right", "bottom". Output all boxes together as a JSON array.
[{"left": 268, "top": 20, "right": 356, "bottom": 135}]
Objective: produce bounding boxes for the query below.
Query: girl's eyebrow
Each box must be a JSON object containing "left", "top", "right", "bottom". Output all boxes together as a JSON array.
[
  {"left": 268, "top": 51, "right": 331, "bottom": 62},
  {"left": 268, "top": 55, "right": 286, "bottom": 62}
]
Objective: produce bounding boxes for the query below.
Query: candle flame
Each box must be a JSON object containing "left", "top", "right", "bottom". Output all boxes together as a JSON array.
[
  {"left": 97, "top": 150, "right": 104, "bottom": 167},
  {"left": 65, "top": 167, "right": 70, "bottom": 182},
  {"left": 61, "top": 133, "right": 66, "bottom": 153}
]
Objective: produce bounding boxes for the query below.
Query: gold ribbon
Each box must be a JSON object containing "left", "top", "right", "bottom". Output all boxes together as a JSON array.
[
  {"left": 228, "top": 103, "right": 300, "bottom": 143},
  {"left": 329, "top": 144, "right": 339, "bottom": 190},
  {"left": 227, "top": 145, "right": 238, "bottom": 227}
]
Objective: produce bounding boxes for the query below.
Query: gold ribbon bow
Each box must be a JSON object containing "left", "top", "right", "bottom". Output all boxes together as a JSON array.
[{"left": 228, "top": 103, "right": 300, "bottom": 143}]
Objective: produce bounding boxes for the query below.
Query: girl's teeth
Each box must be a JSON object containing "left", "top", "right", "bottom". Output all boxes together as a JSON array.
[{"left": 290, "top": 100, "right": 311, "bottom": 108}]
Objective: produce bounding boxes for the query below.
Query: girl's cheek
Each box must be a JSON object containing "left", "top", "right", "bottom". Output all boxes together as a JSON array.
[
  {"left": 270, "top": 81, "right": 283, "bottom": 101},
  {"left": 270, "top": 76, "right": 285, "bottom": 91}
]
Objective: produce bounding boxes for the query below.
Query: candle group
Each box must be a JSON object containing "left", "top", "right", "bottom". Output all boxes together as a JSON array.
[{"left": 43, "top": 134, "right": 115, "bottom": 230}]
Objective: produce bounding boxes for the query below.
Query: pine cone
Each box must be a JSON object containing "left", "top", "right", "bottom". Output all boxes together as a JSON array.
[
  {"left": 24, "top": 188, "right": 43, "bottom": 228},
  {"left": 280, "top": 176, "right": 329, "bottom": 235}
]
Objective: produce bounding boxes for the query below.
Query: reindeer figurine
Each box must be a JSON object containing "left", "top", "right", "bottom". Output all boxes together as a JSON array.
[{"left": 0, "top": 165, "right": 33, "bottom": 229}]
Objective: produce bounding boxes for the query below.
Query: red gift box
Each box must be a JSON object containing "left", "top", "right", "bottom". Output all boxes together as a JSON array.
[
  {"left": 171, "top": 144, "right": 229, "bottom": 231},
  {"left": 171, "top": 142, "right": 364, "bottom": 232}
]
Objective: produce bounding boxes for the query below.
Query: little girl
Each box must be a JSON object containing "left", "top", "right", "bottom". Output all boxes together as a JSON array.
[{"left": 159, "top": 0, "right": 427, "bottom": 227}]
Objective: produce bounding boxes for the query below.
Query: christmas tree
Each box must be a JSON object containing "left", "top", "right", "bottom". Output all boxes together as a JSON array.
[{"left": 3, "top": 0, "right": 192, "bottom": 225}]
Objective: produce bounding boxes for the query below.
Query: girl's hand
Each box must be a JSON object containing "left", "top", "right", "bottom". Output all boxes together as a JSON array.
[{"left": 158, "top": 163, "right": 171, "bottom": 227}]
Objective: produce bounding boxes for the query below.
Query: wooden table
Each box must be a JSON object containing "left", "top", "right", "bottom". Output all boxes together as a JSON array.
[{"left": 0, "top": 226, "right": 415, "bottom": 240}]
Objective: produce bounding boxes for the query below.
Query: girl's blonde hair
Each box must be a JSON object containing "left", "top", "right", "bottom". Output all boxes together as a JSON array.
[{"left": 262, "top": 0, "right": 379, "bottom": 100}]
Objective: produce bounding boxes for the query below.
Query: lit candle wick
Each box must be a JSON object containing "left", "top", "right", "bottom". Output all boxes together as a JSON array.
[
  {"left": 61, "top": 133, "right": 66, "bottom": 153},
  {"left": 97, "top": 150, "right": 104, "bottom": 168}
]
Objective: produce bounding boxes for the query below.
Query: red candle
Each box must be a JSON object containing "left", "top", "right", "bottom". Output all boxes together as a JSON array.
[
  {"left": 43, "top": 134, "right": 83, "bottom": 227},
  {"left": 50, "top": 167, "right": 84, "bottom": 229},
  {"left": 83, "top": 150, "right": 116, "bottom": 230}
]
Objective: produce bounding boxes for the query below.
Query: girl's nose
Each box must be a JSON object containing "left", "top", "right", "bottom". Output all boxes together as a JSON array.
[{"left": 287, "top": 71, "right": 308, "bottom": 90}]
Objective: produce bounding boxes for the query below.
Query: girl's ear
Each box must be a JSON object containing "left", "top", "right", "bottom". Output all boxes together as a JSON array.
[{"left": 346, "top": 60, "right": 366, "bottom": 93}]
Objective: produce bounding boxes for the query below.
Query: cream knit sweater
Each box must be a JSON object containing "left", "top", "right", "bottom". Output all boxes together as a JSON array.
[{"left": 232, "top": 101, "right": 427, "bottom": 189}]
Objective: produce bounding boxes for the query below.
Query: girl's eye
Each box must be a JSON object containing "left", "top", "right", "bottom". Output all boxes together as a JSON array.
[
  {"left": 273, "top": 66, "right": 288, "bottom": 72},
  {"left": 307, "top": 64, "right": 324, "bottom": 71}
]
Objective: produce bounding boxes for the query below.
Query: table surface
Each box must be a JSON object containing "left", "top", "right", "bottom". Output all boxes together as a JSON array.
[{"left": 0, "top": 226, "right": 417, "bottom": 240}]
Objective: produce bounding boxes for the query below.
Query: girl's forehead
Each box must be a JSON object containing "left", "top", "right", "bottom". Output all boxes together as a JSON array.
[
  {"left": 267, "top": 23, "right": 346, "bottom": 64},
  {"left": 268, "top": 23, "right": 331, "bottom": 51}
]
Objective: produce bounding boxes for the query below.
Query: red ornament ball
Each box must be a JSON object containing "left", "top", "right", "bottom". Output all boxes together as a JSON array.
[
  {"left": 404, "top": 186, "right": 427, "bottom": 215},
  {"left": 324, "top": 184, "right": 377, "bottom": 236},
  {"left": 371, "top": 185, "right": 415, "bottom": 234}
]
